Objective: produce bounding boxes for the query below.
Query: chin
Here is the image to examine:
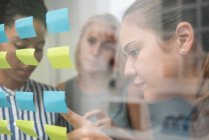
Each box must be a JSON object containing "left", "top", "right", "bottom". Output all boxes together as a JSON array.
[
  {"left": 143, "top": 91, "right": 161, "bottom": 103},
  {"left": 15, "top": 75, "right": 30, "bottom": 83}
]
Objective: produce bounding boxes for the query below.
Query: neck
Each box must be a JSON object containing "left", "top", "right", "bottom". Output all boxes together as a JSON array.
[
  {"left": 0, "top": 71, "right": 24, "bottom": 90},
  {"left": 78, "top": 72, "right": 111, "bottom": 93}
]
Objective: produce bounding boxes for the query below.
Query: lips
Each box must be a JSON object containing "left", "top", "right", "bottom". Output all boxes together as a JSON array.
[
  {"left": 134, "top": 79, "right": 146, "bottom": 90},
  {"left": 86, "top": 58, "right": 98, "bottom": 66}
]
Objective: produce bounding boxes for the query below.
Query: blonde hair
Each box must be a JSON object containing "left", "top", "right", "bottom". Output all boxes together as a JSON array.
[{"left": 74, "top": 13, "right": 120, "bottom": 74}]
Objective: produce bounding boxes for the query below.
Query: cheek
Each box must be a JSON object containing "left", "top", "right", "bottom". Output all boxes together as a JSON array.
[
  {"left": 162, "top": 57, "right": 180, "bottom": 78},
  {"left": 6, "top": 50, "right": 20, "bottom": 68},
  {"left": 101, "top": 52, "right": 114, "bottom": 64},
  {"left": 79, "top": 49, "right": 87, "bottom": 60},
  {"left": 136, "top": 49, "right": 165, "bottom": 84}
]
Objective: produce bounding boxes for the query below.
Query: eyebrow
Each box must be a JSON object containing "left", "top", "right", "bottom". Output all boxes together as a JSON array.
[
  {"left": 124, "top": 41, "right": 137, "bottom": 52},
  {"left": 36, "top": 40, "right": 45, "bottom": 45},
  {"left": 11, "top": 37, "right": 45, "bottom": 45}
]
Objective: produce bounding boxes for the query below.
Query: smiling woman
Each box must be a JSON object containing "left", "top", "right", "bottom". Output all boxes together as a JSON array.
[
  {"left": 0, "top": 0, "right": 47, "bottom": 89},
  {"left": 57, "top": 14, "right": 132, "bottom": 133}
]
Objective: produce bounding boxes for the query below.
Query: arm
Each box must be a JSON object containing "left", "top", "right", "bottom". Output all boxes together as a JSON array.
[{"left": 56, "top": 82, "right": 66, "bottom": 90}]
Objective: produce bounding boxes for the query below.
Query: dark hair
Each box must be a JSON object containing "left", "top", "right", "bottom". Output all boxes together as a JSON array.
[
  {"left": 124, "top": 0, "right": 209, "bottom": 52},
  {"left": 0, "top": 0, "right": 47, "bottom": 27},
  {"left": 123, "top": 0, "right": 209, "bottom": 85}
]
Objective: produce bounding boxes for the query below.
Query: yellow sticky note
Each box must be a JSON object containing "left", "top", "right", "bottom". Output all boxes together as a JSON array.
[
  {"left": 0, "top": 120, "right": 12, "bottom": 135},
  {"left": 0, "top": 52, "right": 11, "bottom": 69},
  {"left": 45, "top": 125, "right": 67, "bottom": 140},
  {"left": 16, "top": 48, "right": 39, "bottom": 66},
  {"left": 47, "top": 46, "right": 74, "bottom": 69},
  {"left": 16, "top": 120, "right": 37, "bottom": 137}
]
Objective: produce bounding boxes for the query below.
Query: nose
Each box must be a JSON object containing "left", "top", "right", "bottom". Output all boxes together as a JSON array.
[
  {"left": 92, "top": 43, "right": 101, "bottom": 55},
  {"left": 124, "top": 59, "right": 136, "bottom": 78}
]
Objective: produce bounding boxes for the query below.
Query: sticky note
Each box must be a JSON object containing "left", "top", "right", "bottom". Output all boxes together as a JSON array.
[
  {"left": 45, "top": 125, "right": 67, "bottom": 140},
  {"left": 0, "top": 24, "right": 8, "bottom": 43},
  {"left": 0, "top": 91, "right": 10, "bottom": 108},
  {"left": 0, "top": 52, "right": 11, "bottom": 69},
  {"left": 16, "top": 48, "right": 39, "bottom": 66},
  {"left": 0, "top": 120, "right": 12, "bottom": 135},
  {"left": 16, "top": 92, "right": 36, "bottom": 112},
  {"left": 15, "top": 16, "right": 37, "bottom": 39},
  {"left": 16, "top": 120, "right": 37, "bottom": 137},
  {"left": 46, "top": 8, "right": 70, "bottom": 33},
  {"left": 43, "top": 91, "right": 67, "bottom": 113},
  {"left": 47, "top": 46, "right": 73, "bottom": 69}
]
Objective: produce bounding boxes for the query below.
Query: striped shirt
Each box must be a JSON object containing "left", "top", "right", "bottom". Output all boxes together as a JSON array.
[{"left": 0, "top": 79, "right": 72, "bottom": 140}]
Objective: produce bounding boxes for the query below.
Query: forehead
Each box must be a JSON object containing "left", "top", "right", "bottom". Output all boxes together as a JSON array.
[
  {"left": 119, "top": 20, "right": 142, "bottom": 47},
  {"left": 5, "top": 17, "right": 46, "bottom": 43},
  {"left": 84, "top": 22, "right": 117, "bottom": 42},
  {"left": 119, "top": 20, "right": 158, "bottom": 49}
]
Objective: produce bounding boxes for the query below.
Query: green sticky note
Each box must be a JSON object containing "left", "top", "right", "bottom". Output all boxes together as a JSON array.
[
  {"left": 0, "top": 120, "right": 12, "bottom": 135},
  {"left": 0, "top": 52, "right": 11, "bottom": 69},
  {"left": 16, "top": 120, "right": 37, "bottom": 137},
  {"left": 45, "top": 125, "right": 67, "bottom": 140},
  {"left": 16, "top": 48, "right": 39, "bottom": 66},
  {"left": 47, "top": 46, "right": 74, "bottom": 69}
]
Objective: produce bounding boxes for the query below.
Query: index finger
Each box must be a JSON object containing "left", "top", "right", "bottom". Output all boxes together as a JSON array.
[{"left": 61, "top": 109, "right": 92, "bottom": 129}]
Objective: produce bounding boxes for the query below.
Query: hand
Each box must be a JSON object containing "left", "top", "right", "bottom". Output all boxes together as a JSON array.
[
  {"left": 83, "top": 109, "right": 113, "bottom": 129},
  {"left": 61, "top": 110, "right": 112, "bottom": 140}
]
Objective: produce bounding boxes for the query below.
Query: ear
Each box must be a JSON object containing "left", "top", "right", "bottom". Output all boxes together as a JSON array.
[{"left": 175, "top": 22, "right": 194, "bottom": 55}]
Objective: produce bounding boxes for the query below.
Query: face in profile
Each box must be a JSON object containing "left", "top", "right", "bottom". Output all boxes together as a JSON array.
[
  {"left": 119, "top": 19, "right": 184, "bottom": 102},
  {"left": 0, "top": 16, "right": 46, "bottom": 83},
  {"left": 79, "top": 22, "right": 116, "bottom": 74}
]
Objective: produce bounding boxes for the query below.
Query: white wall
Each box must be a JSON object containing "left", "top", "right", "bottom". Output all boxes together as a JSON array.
[{"left": 31, "top": 0, "right": 135, "bottom": 86}]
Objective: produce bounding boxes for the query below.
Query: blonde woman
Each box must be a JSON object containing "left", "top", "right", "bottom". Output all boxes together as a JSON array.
[{"left": 58, "top": 14, "right": 131, "bottom": 130}]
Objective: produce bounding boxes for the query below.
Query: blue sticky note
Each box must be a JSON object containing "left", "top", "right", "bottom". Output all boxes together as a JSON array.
[
  {"left": 0, "top": 92, "right": 10, "bottom": 108},
  {"left": 46, "top": 8, "right": 70, "bottom": 33},
  {"left": 16, "top": 92, "right": 36, "bottom": 112},
  {"left": 0, "top": 24, "right": 8, "bottom": 43},
  {"left": 15, "top": 16, "right": 37, "bottom": 39},
  {"left": 44, "top": 91, "right": 67, "bottom": 113}
]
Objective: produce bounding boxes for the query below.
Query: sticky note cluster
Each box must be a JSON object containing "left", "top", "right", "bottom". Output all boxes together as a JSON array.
[
  {"left": 0, "top": 91, "right": 68, "bottom": 113},
  {"left": 0, "top": 8, "right": 70, "bottom": 43},
  {"left": 0, "top": 120, "right": 67, "bottom": 139},
  {"left": 0, "top": 46, "right": 74, "bottom": 69}
]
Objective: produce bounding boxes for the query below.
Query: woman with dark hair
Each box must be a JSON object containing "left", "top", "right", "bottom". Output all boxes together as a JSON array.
[{"left": 0, "top": 0, "right": 71, "bottom": 139}]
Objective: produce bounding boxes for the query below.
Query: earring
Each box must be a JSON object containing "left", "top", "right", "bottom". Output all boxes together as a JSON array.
[{"left": 180, "top": 48, "right": 185, "bottom": 54}]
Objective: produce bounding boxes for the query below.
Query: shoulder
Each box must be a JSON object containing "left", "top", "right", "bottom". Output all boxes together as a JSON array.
[
  {"left": 57, "top": 82, "right": 66, "bottom": 90},
  {"left": 56, "top": 77, "right": 77, "bottom": 90},
  {"left": 29, "top": 79, "right": 58, "bottom": 91}
]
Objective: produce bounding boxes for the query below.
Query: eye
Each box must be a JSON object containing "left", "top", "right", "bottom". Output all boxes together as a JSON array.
[
  {"left": 87, "top": 37, "right": 97, "bottom": 45},
  {"left": 102, "top": 43, "right": 114, "bottom": 51},
  {"left": 35, "top": 48, "right": 43, "bottom": 53},
  {"left": 14, "top": 43, "right": 27, "bottom": 49},
  {"left": 127, "top": 48, "right": 139, "bottom": 57}
]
